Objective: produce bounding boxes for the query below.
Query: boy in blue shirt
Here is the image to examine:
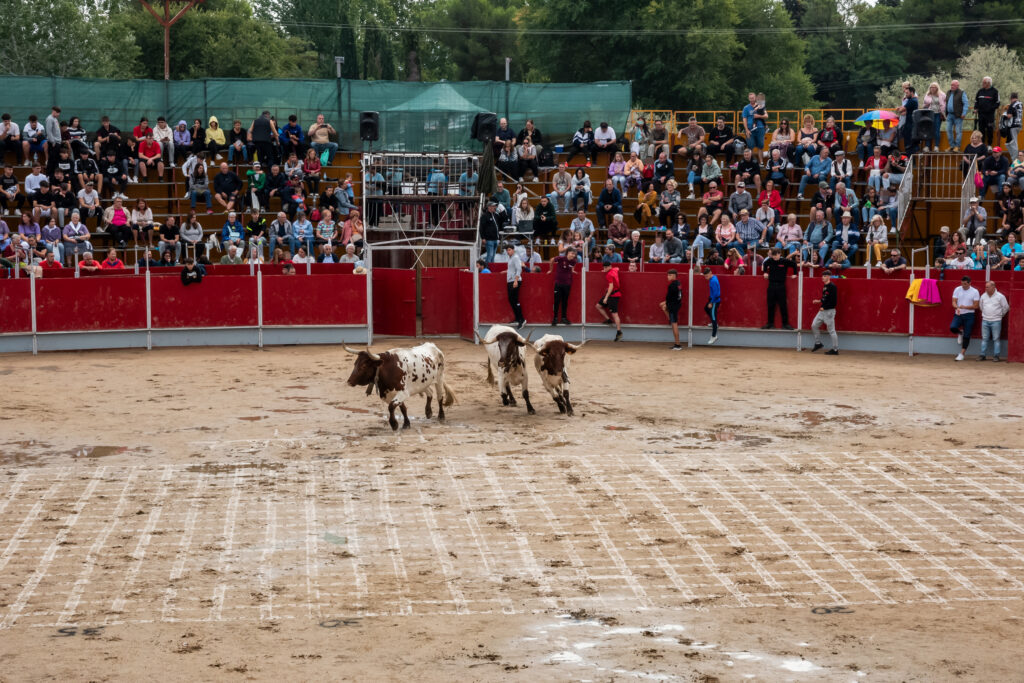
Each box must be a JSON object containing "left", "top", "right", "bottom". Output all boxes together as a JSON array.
[{"left": 703, "top": 266, "right": 721, "bottom": 344}]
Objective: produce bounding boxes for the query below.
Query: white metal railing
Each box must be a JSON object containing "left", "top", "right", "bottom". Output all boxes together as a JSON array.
[
  {"left": 896, "top": 154, "right": 914, "bottom": 236},
  {"left": 959, "top": 156, "right": 979, "bottom": 234}
]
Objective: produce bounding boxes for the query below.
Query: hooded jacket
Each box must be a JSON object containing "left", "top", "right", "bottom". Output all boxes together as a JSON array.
[
  {"left": 206, "top": 116, "right": 226, "bottom": 146},
  {"left": 173, "top": 121, "right": 191, "bottom": 146}
]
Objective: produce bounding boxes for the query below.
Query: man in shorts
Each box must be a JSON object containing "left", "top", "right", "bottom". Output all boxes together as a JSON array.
[
  {"left": 703, "top": 266, "right": 721, "bottom": 344},
  {"left": 660, "top": 268, "right": 682, "bottom": 349},
  {"left": 596, "top": 258, "right": 623, "bottom": 341}
]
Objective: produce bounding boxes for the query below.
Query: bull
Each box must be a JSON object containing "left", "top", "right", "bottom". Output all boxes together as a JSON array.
[
  {"left": 532, "top": 334, "right": 583, "bottom": 416},
  {"left": 478, "top": 325, "right": 535, "bottom": 414},
  {"left": 344, "top": 342, "right": 455, "bottom": 430}
]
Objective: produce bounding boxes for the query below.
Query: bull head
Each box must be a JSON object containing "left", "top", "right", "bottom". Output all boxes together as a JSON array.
[
  {"left": 345, "top": 345, "right": 383, "bottom": 394},
  {"left": 344, "top": 344, "right": 381, "bottom": 361}
]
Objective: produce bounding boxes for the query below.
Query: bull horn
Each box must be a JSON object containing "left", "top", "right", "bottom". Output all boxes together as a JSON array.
[
  {"left": 568, "top": 340, "right": 587, "bottom": 351},
  {"left": 343, "top": 345, "right": 362, "bottom": 355},
  {"left": 475, "top": 332, "right": 500, "bottom": 345},
  {"left": 517, "top": 330, "right": 534, "bottom": 345},
  {"left": 343, "top": 344, "right": 381, "bottom": 361}
]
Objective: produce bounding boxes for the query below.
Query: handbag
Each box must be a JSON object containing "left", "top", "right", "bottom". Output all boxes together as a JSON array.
[
  {"left": 320, "top": 149, "right": 331, "bottom": 165},
  {"left": 974, "top": 171, "right": 984, "bottom": 190}
]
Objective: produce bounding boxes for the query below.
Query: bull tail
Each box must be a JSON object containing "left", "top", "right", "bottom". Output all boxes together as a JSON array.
[
  {"left": 442, "top": 382, "right": 456, "bottom": 407},
  {"left": 485, "top": 360, "right": 496, "bottom": 386}
]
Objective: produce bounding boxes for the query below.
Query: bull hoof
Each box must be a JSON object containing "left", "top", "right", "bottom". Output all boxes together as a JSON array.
[
  {"left": 527, "top": 407, "right": 536, "bottom": 415},
  {"left": 557, "top": 403, "right": 566, "bottom": 414},
  {"left": 402, "top": 420, "right": 411, "bottom": 429},
  {"left": 501, "top": 396, "right": 509, "bottom": 406},
  {"left": 425, "top": 407, "right": 433, "bottom": 418},
  {"left": 438, "top": 414, "right": 446, "bottom": 422},
  {"left": 566, "top": 407, "right": 574, "bottom": 417},
  {"left": 388, "top": 420, "right": 399, "bottom": 431}
]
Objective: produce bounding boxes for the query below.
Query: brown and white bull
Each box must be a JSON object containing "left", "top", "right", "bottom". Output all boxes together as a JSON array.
[
  {"left": 532, "top": 334, "right": 583, "bottom": 416},
  {"left": 344, "top": 342, "right": 455, "bottom": 430},
  {"left": 478, "top": 325, "right": 535, "bottom": 414}
]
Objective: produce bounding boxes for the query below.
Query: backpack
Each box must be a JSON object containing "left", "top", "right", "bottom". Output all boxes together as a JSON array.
[{"left": 538, "top": 148, "right": 554, "bottom": 168}]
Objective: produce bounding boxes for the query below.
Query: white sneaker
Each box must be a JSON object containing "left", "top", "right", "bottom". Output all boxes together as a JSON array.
[
  {"left": 182, "top": 191, "right": 189, "bottom": 199},
  {"left": 957, "top": 333, "right": 963, "bottom": 345},
  {"left": 876, "top": 261, "right": 883, "bottom": 267},
  {"left": 169, "top": 162, "right": 176, "bottom": 168},
  {"left": 132, "top": 176, "right": 138, "bottom": 184},
  {"left": 686, "top": 193, "right": 695, "bottom": 200},
  {"left": 955, "top": 353, "right": 964, "bottom": 361},
  {"left": 215, "top": 154, "right": 223, "bottom": 160},
  {"left": 708, "top": 336, "right": 718, "bottom": 345},
  {"left": 23, "top": 160, "right": 31, "bottom": 167},
  {"left": 796, "top": 194, "right": 804, "bottom": 199}
]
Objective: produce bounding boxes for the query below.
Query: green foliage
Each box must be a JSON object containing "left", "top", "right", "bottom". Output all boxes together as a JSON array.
[{"left": 432, "top": 0, "right": 522, "bottom": 82}]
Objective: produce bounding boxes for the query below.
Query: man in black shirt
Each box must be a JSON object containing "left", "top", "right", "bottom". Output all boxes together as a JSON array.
[
  {"left": 659, "top": 268, "right": 683, "bottom": 349},
  {"left": 478, "top": 200, "right": 505, "bottom": 263},
  {"left": 249, "top": 111, "right": 278, "bottom": 168},
  {"left": 0, "top": 165, "right": 26, "bottom": 215},
  {"left": 48, "top": 146, "right": 73, "bottom": 181},
  {"left": 735, "top": 147, "right": 762, "bottom": 196},
  {"left": 31, "top": 181, "right": 56, "bottom": 224},
  {"left": 100, "top": 149, "right": 128, "bottom": 200},
  {"left": 974, "top": 77, "right": 1000, "bottom": 146},
  {"left": 762, "top": 248, "right": 796, "bottom": 329},
  {"left": 707, "top": 116, "right": 738, "bottom": 166},
  {"left": 213, "top": 162, "right": 242, "bottom": 213},
  {"left": 810, "top": 271, "right": 839, "bottom": 354},
  {"left": 93, "top": 117, "right": 122, "bottom": 158},
  {"left": 74, "top": 149, "right": 101, "bottom": 195}
]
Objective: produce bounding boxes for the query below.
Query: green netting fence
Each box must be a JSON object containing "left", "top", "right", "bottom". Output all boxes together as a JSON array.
[{"left": 0, "top": 76, "right": 631, "bottom": 153}]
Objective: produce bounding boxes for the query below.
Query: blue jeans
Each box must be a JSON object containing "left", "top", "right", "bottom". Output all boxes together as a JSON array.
[
  {"left": 980, "top": 319, "right": 1002, "bottom": 358},
  {"left": 548, "top": 191, "right": 571, "bottom": 213},
  {"left": 289, "top": 236, "right": 313, "bottom": 255},
  {"left": 950, "top": 312, "right": 976, "bottom": 350},
  {"left": 693, "top": 235, "right": 713, "bottom": 261},
  {"left": 830, "top": 238, "right": 858, "bottom": 260},
  {"left": 776, "top": 241, "right": 800, "bottom": 255},
  {"left": 190, "top": 189, "right": 211, "bottom": 209},
  {"left": 983, "top": 174, "right": 1006, "bottom": 197},
  {"left": 794, "top": 143, "right": 817, "bottom": 164},
  {"left": 312, "top": 142, "right": 338, "bottom": 164},
  {"left": 801, "top": 241, "right": 832, "bottom": 264},
  {"left": 887, "top": 172, "right": 905, "bottom": 188},
  {"left": 484, "top": 239, "right": 498, "bottom": 264},
  {"left": 947, "top": 116, "right": 964, "bottom": 149},
  {"left": 931, "top": 112, "right": 943, "bottom": 148},
  {"left": 611, "top": 175, "right": 627, "bottom": 195},
  {"left": 868, "top": 174, "right": 884, "bottom": 192},
  {"left": 228, "top": 144, "right": 249, "bottom": 163},
  {"left": 746, "top": 127, "right": 765, "bottom": 150},
  {"left": 572, "top": 190, "right": 591, "bottom": 212},
  {"left": 797, "top": 173, "right": 825, "bottom": 196}
]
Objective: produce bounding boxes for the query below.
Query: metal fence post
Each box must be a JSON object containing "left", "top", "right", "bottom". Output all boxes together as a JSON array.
[
  {"left": 257, "top": 269, "right": 263, "bottom": 349},
  {"left": 30, "top": 269, "right": 37, "bottom": 356},
  {"left": 471, "top": 243, "right": 480, "bottom": 343},
  {"left": 580, "top": 243, "right": 587, "bottom": 344},
  {"left": 365, "top": 243, "right": 373, "bottom": 345},
  {"left": 796, "top": 267, "right": 803, "bottom": 351},
  {"left": 686, "top": 252, "right": 694, "bottom": 348},
  {"left": 145, "top": 268, "right": 152, "bottom": 351}
]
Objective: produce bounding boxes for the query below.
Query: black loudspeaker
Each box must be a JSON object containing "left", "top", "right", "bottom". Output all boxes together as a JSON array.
[
  {"left": 911, "top": 109, "right": 934, "bottom": 142},
  {"left": 360, "top": 111, "right": 379, "bottom": 141},
  {"left": 472, "top": 112, "right": 497, "bottom": 142}
]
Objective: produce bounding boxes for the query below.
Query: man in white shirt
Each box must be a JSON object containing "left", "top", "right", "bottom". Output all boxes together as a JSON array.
[
  {"left": 571, "top": 209, "right": 595, "bottom": 256},
  {"left": 0, "top": 114, "right": 22, "bottom": 165},
  {"left": 153, "top": 117, "right": 175, "bottom": 167},
  {"left": 593, "top": 122, "right": 617, "bottom": 166},
  {"left": 505, "top": 243, "right": 525, "bottom": 329},
  {"left": 977, "top": 281, "right": 1010, "bottom": 361},
  {"left": 21, "top": 115, "right": 47, "bottom": 165},
  {"left": 950, "top": 275, "right": 981, "bottom": 361},
  {"left": 24, "top": 164, "right": 46, "bottom": 195}
]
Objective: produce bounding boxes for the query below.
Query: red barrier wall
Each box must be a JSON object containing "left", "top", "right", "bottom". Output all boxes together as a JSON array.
[
  {"left": 1010, "top": 288, "right": 1024, "bottom": 363},
  {"left": 421, "top": 268, "right": 460, "bottom": 335},
  {"left": 372, "top": 269, "right": 416, "bottom": 337},
  {"left": 0, "top": 279, "right": 32, "bottom": 334},
  {"left": 36, "top": 277, "right": 147, "bottom": 332},
  {"left": 151, "top": 275, "right": 258, "bottom": 328},
  {"left": 262, "top": 274, "right": 367, "bottom": 326}
]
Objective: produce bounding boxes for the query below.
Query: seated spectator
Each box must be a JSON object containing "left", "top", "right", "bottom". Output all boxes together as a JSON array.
[
  {"left": 280, "top": 115, "right": 305, "bottom": 160},
  {"left": 595, "top": 179, "right": 622, "bottom": 229},
  {"left": 153, "top": 249, "right": 175, "bottom": 267},
  {"left": 684, "top": 150, "right": 703, "bottom": 198},
  {"left": 803, "top": 208, "right": 834, "bottom": 264},
  {"left": 707, "top": 116, "right": 739, "bottom": 166},
  {"left": 945, "top": 230, "right": 967, "bottom": 259},
  {"left": 649, "top": 232, "right": 666, "bottom": 263},
  {"left": 691, "top": 214, "right": 715, "bottom": 263},
  {"left": 658, "top": 179, "right": 681, "bottom": 229},
  {"left": 513, "top": 198, "right": 533, "bottom": 234},
  {"left": 227, "top": 119, "right": 250, "bottom": 163},
  {"left": 1009, "top": 150, "right": 1024, "bottom": 190},
  {"left": 77, "top": 181, "right": 102, "bottom": 228},
  {"left": 570, "top": 209, "right": 595, "bottom": 254},
  {"left": 313, "top": 207, "right": 337, "bottom": 251},
  {"left": 518, "top": 138, "right": 539, "bottom": 179},
  {"left": 1001, "top": 233, "right": 1023, "bottom": 262},
  {"left": 832, "top": 182, "right": 859, "bottom": 226},
  {"left": 39, "top": 216, "right": 63, "bottom": 263},
  {"left": 566, "top": 120, "right": 595, "bottom": 166},
  {"left": 649, "top": 119, "right": 670, "bottom": 159},
  {"left": 817, "top": 116, "right": 841, "bottom": 157},
  {"left": 22, "top": 114, "right": 48, "bottom": 165},
  {"left": 970, "top": 243, "right": 1001, "bottom": 270},
  {"left": 221, "top": 212, "right": 244, "bottom": 253},
  {"left": 30, "top": 181, "right": 57, "bottom": 225},
  {"left": 200, "top": 116, "right": 223, "bottom": 159},
  {"left": 775, "top": 213, "right": 803, "bottom": 254},
  {"left": 0, "top": 164, "right": 27, "bottom": 215},
  {"left": 181, "top": 210, "right": 205, "bottom": 262},
  {"left": 497, "top": 139, "right": 520, "bottom": 179},
  {"left": 769, "top": 118, "right": 795, "bottom": 160},
  {"left": 157, "top": 215, "right": 181, "bottom": 260},
  {"left": 316, "top": 243, "right": 339, "bottom": 263},
  {"left": 876, "top": 123, "right": 898, "bottom": 156},
  {"left": 39, "top": 249, "right": 62, "bottom": 272},
  {"left": 131, "top": 116, "right": 153, "bottom": 144},
  {"left": 264, "top": 163, "right": 289, "bottom": 214},
  {"left": 854, "top": 124, "right": 876, "bottom": 164},
  {"left": 810, "top": 181, "right": 833, "bottom": 221},
  {"left": 606, "top": 214, "right": 629, "bottom": 249},
  {"left": 130, "top": 198, "right": 154, "bottom": 248},
  {"left": 876, "top": 181, "right": 898, "bottom": 226},
  {"left": 699, "top": 181, "right": 725, "bottom": 226},
  {"left": 756, "top": 197, "right": 778, "bottom": 231},
  {"left": 103, "top": 196, "right": 133, "bottom": 248},
  {"left": 214, "top": 161, "right": 242, "bottom": 213},
  {"left": 947, "top": 245, "right": 974, "bottom": 269},
  {"left": 219, "top": 244, "right": 243, "bottom": 265},
  {"left": 340, "top": 243, "right": 361, "bottom": 264},
  {"left": 793, "top": 114, "right": 820, "bottom": 165},
  {"left": 516, "top": 119, "right": 543, "bottom": 152},
  {"left": 78, "top": 251, "right": 101, "bottom": 273},
  {"left": 798, "top": 147, "right": 831, "bottom": 198},
  {"left": 601, "top": 244, "right": 622, "bottom": 264},
  {"left": 654, "top": 151, "right": 675, "bottom": 193},
  {"left": 830, "top": 150, "right": 853, "bottom": 189},
  {"left": 714, "top": 214, "right": 741, "bottom": 257},
  {"left": 830, "top": 211, "right": 860, "bottom": 260},
  {"left": 825, "top": 248, "right": 850, "bottom": 272},
  {"left": 74, "top": 147, "right": 101, "bottom": 194},
  {"left": 634, "top": 182, "right": 658, "bottom": 228},
  {"left": 189, "top": 161, "right": 213, "bottom": 213},
  {"left": 247, "top": 207, "right": 268, "bottom": 258},
  {"left": 664, "top": 226, "right": 686, "bottom": 263},
  {"left": 609, "top": 152, "right": 628, "bottom": 195},
  {"left": 697, "top": 154, "right": 722, "bottom": 195},
  {"left": 245, "top": 161, "right": 267, "bottom": 209},
  {"left": 593, "top": 122, "right": 617, "bottom": 165},
  {"left": 981, "top": 146, "right": 1009, "bottom": 197},
  {"left": 137, "top": 131, "right": 164, "bottom": 180},
  {"left": 340, "top": 209, "right": 364, "bottom": 252},
  {"left": 153, "top": 117, "right": 174, "bottom": 165},
  {"left": 61, "top": 210, "right": 91, "bottom": 263},
  {"left": 766, "top": 148, "right": 791, "bottom": 193},
  {"left": 881, "top": 248, "right": 907, "bottom": 274},
  {"left": 534, "top": 196, "right": 558, "bottom": 240},
  {"left": 291, "top": 210, "right": 315, "bottom": 254},
  {"left": 735, "top": 208, "right": 767, "bottom": 252},
  {"left": 724, "top": 247, "right": 747, "bottom": 274},
  {"left": 758, "top": 179, "right": 783, "bottom": 216},
  {"left": 268, "top": 211, "right": 292, "bottom": 256},
  {"left": 292, "top": 245, "right": 313, "bottom": 264},
  {"left": 622, "top": 230, "right": 643, "bottom": 265},
  {"left": 865, "top": 214, "right": 889, "bottom": 265},
  {"left": 959, "top": 197, "right": 988, "bottom": 243},
  {"left": 548, "top": 162, "right": 572, "bottom": 212},
  {"left": 628, "top": 117, "right": 649, "bottom": 158},
  {"left": 307, "top": 114, "right": 337, "bottom": 164},
  {"left": 100, "top": 248, "right": 125, "bottom": 269},
  {"left": 119, "top": 137, "right": 139, "bottom": 183},
  {"left": 864, "top": 146, "right": 888, "bottom": 192},
  {"left": 187, "top": 119, "right": 207, "bottom": 159},
  {"left": 675, "top": 116, "right": 706, "bottom": 156},
  {"left": 173, "top": 120, "right": 192, "bottom": 164},
  {"left": 735, "top": 147, "right": 762, "bottom": 196}
]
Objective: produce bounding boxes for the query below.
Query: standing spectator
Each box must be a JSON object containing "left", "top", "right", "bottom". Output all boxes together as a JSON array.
[
  {"left": 949, "top": 275, "right": 981, "bottom": 361},
  {"left": 596, "top": 260, "right": 622, "bottom": 342},
  {"left": 762, "top": 248, "right": 796, "bottom": 330},
  {"left": 458, "top": 163, "right": 478, "bottom": 197},
  {"left": 946, "top": 79, "right": 970, "bottom": 151},
  {"left": 978, "top": 281, "right": 1010, "bottom": 361},
  {"left": 22, "top": 114, "right": 48, "bottom": 166},
  {"left": 131, "top": 199, "right": 154, "bottom": 249},
  {"left": 974, "top": 77, "right": 1000, "bottom": 146},
  {"left": 0, "top": 114, "right": 22, "bottom": 165},
  {"left": 173, "top": 120, "right": 192, "bottom": 164},
  {"left": 43, "top": 106, "right": 62, "bottom": 158},
  {"left": 479, "top": 200, "right": 503, "bottom": 263},
  {"left": 921, "top": 82, "right": 946, "bottom": 152},
  {"left": 550, "top": 246, "right": 577, "bottom": 325},
  {"left": 660, "top": 268, "right": 683, "bottom": 349},
  {"left": 213, "top": 162, "right": 241, "bottom": 213},
  {"left": 566, "top": 120, "right": 595, "bottom": 166},
  {"left": 593, "top": 122, "right": 617, "bottom": 166},
  {"left": 505, "top": 243, "right": 525, "bottom": 329},
  {"left": 308, "top": 114, "right": 338, "bottom": 164},
  {"left": 810, "top": 271, "right": 839, "bottom": 354},
  {"left": 1000, "top": 92, "right": 1023, "bottom": 159},
  {"left": 703, "top": 266, "right": 721, "bottom": 344},
  {"left": 707, "top": 115, "right": 738, "bottom": 166},
  {"left": 249, "top": 111, "right": 278, "bottom": 168},
  {"left": 742, "top": 92, "right": 767, "bottom": 157}
]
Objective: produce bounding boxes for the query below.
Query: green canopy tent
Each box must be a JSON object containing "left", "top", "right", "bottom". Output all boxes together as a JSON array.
[{"left": 385, "top": 83, "right": 485, "bottom": 153}]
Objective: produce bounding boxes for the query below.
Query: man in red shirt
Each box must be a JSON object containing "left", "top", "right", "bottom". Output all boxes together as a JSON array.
[
  {"left": 596, "top": 260, "right": 623, "bottom": 341},
  {"left": 100, "top": 248, "right": 125, "bottom": 269},
  {"left": 78, "top": 251, "right": 101, "bottom": 273},
  {"left": 132, "top": 117, "right": 153, "bottom": 141},
  {"left": 138, "top": 132, "right": 164, "bottom": 180},
  {"left": 39, "top": 250, "right": 62, "bottom": 271}
]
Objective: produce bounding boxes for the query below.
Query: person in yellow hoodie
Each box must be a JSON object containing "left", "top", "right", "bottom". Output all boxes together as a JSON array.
[{"left": 206, "top": 116, "right": 226, "bottom": 160}]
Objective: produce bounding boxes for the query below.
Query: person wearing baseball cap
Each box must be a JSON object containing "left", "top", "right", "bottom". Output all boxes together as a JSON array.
[
  {"left": 981, "top": 144, "right": 1009, "bottom": 197},
  {"left": 960, "top": 196, "right": 987, "bottom": 244}
]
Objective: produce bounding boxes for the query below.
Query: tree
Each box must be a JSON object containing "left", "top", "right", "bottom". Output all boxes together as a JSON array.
[
  {"left": 0, "top": 0, "right": 140, "bottom": 78},
  {"left": 731, "top": 0, "right": 816, "bottom": 109},
  {"left": 842, "top": 1, "right": 908, "bottom": 107},
  {"left": 264, "top": 0, "right": 360, "bottom": 78},
  {"left": 796, "top": 0, "right": 853, "bottom": 106},
  {"left": 432, "top": 0, "right": 522, "bottom": 82}
]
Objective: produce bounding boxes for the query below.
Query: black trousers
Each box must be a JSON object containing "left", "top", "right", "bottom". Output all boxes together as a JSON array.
[
  {"left": 565, "top": 141, "right": 594, "bottom": 164},
  {"left": 766, "top": 283, "right": 789, "bottom": 326},
  {"left": 507, "top": 282, "right": 524, "bottom": 323},
  {"left": 553, "top": 283, "right": 571, "bottom": 321},
  {"left": 705, "top": 300, "right": 720, "bottom": 336},
  {"left": 253, "top": 141, "right": 277, "bottom": 168},
  {"left": 978, "top": 115, "right": 996, "bottom": 146},
  {"left": 0, "top": 192, "right": 27, "bottom": 213}
]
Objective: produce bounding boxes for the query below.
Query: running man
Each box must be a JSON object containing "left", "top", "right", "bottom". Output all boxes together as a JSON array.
[
  {"left": 596, "top": 259, "right": 623, "bottom": 341},
  {"left": 703, "top": 266, "right": 721, "bottom": 344},
  {"left": 660, "top": 268, "right": 682, "bottom": 349},
  {"left": 810, "top": 270, "right": 839, "bottom": 355}
]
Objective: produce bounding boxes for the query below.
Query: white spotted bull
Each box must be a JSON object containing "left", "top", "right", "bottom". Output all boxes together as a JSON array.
[
  {"left": 478, "top": 325, "right": 535, "bottom": 414},
  {"left": 532, "top": 334, "right": 583, "bottom": 416},
  {"left": 344, "top": 342, "right": 455, "bottom": 430}
]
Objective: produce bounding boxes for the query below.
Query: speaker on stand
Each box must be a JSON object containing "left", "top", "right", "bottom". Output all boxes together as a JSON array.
[{"left": 471, "top": 112, "right": 497, "bottom": 143}]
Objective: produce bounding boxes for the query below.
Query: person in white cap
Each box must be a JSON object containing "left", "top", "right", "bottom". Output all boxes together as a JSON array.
[{"left": 959, "top": 197, "right": 987, "bottom": 244}]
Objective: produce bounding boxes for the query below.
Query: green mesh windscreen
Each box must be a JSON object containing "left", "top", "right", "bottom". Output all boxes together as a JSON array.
[{"left": 0, "top": 76, "right": 631, "bottom": 153}]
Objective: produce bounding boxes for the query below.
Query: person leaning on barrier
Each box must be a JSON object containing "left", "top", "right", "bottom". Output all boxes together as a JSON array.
[{"left": 180, "top": 256, "right": 205, "bottom": 286}]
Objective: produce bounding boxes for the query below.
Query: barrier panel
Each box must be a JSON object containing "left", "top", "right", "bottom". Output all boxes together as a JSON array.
[
  {"left": 262, "top": 274, "right": 367, "bottom": 327},
  {"left": 421, "top": 268, "right": 461, "bottom": 336},
  {"left": 371, "top": 269, "right": 417, "bottom": 337},
  {"left": 0, "top": 280, "right": 32, "bottom": 334},
  {"left": 36, "top": 277, "right": 147, "bottom": 333},
  {"left": 151, "top": 275, "right": 258, "bottom": 329},
  {"left": 458, "top": 270, "right": 476, "bottom": 341},
  {"left": 1010, "top": 288, "right": 1024, "bottom": 363}
]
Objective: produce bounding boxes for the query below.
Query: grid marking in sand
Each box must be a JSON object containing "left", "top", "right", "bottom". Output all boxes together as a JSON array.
[{"left": 0, "top": 449, "right": 1022, "bottom": 629}]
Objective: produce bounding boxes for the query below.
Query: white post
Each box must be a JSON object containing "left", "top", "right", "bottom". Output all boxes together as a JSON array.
[
  {"left": 145, "top": 268, "right": 152, "bottom": 351},
  {"left": 472, "top": 243, "right": 480, "bottom": 343},
  {"left": 29, "top": 268, "right": 37, "bottom": 356},
  {"left": 579, "top": 243, "right": 587, "bottom": 344},
  {"left": 866, "top": 258, "right": 871, "bottom": 279},
  {"left": 796, "top": 266, "right": 803, "bottom": 351},
  {"left": 686, "top": 252, "right": 694, "bottom": 348},
  {"left": 364, "top": 243, "right": 373, "bottom": 345},
  {"left": 257, "top": 269, "right": 264, "bottom": 349}
]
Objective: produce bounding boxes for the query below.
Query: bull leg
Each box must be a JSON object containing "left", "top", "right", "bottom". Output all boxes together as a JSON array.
[
  {"left": 436, "top": 383, "right": 446, "bottom": 421},
  {"left": 425, "top": 392, "right": 433, "bottom": 419},
  {"left": 523, "top": 389, "right": 536, "bottom": 415},
  {"left": 505, "top": 382, "right": 518, "bottom": 406},
  {"left": 553, "top": 394, "right": 567, "bottom": 414},
  {"left": 387, "top": 402, "right": 399, "bottom": 431},
  {"left": 501, "top": 390, "right": 510, "bottom": 406},
  {"left": 399, "top": 402, "right": 410, "bottom": 429},
  {"left": 563, "top": 390, "right": 574, "bottom": 417}
]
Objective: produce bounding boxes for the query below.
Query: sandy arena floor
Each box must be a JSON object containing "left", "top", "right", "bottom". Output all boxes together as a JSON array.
[{"left": 0, "top": 339, "right": 1022, "bottom": 682}]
